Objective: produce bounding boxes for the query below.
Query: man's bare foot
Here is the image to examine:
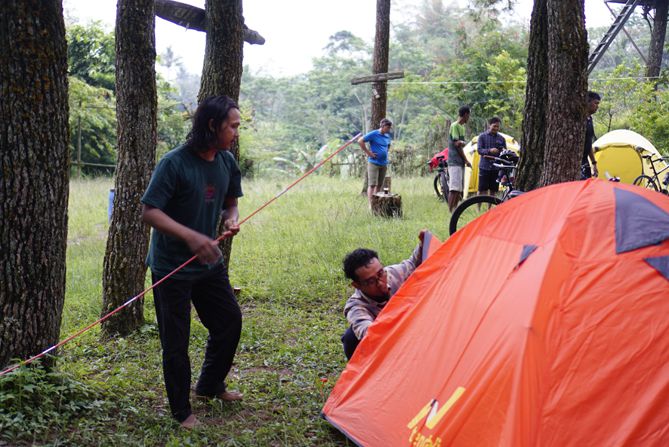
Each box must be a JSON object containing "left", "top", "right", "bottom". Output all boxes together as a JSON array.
[
  {"left": 218, "top": 390, "right": 243, "bottom": 401},
  {"left": 180, "top": 414, "right": 200, "bottom": 429},
  {"left": 195, "top": 389, "right": 243, "bottom": 402}
]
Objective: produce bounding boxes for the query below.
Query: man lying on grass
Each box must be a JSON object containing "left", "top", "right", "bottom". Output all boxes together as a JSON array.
[
  {"left": 341, "top": 230, "right": 426, "bottom": 359},
  {"left": 142, "top": 95, "right": 244, "bottom": 430}
]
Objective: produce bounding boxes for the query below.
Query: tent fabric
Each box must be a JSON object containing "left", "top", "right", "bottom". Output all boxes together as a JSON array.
[
  {"left": 645, "top": 256, "right": 669, "bottom": 281},
  {"left": 518, "top": 244, "right": 537, "bottom": 266},
  {"left": 593, "top": 129, "right": 668, "bottom": 184},
  {"left": 323, "top": 179, "right": 669, "bottom": 447},
  {"left": 614, "top": 187, "right": 669, "bottom": 253}
]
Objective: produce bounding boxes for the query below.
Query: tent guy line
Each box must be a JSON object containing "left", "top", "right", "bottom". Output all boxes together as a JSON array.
[
  {"left": 0, "top": 132, "right": 361, "bottom": 378},
  {"left": 387, "top": 75, "right": 661, "bottom": 85}
]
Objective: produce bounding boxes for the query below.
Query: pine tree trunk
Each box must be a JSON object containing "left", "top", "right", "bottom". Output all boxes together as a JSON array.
[
  {"left": 101, "top": 0, "right": 157, "bottom": 337},
  {"left": 646, "top": 0, "right": 668, "bottom": 80},
  {"left": 362, "top": 0, "right": 391, "bottom": 194},
  {"left": 0, "top": 1, "right": 70, "bottom": 367},
  {"left": 516, "top": 0, "right": 548, "bottom": 192},
  {"left": 198, "top": 0, "right": 244, "bottom": 271},
  {"left": 539, "top": 0, "right": 588, "bottom": 186},
  {"left": 370, "top": 0, "right": 391, "bottom": 129}
]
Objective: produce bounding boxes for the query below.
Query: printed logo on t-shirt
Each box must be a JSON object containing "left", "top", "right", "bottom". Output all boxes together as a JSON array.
[{"left": 204, "top": 184, "right": 215, "bottom": 202}]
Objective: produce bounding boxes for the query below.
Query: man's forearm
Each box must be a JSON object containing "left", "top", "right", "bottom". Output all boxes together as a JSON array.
[
  {"left": 142, "top": 205, "right": 197, "bottom": 243},
  {"left": 457, "top": 145, "right": 469, "bottom": 165},
  {"left": 358, "top": 139, "right": 371, "bottom": 156}
]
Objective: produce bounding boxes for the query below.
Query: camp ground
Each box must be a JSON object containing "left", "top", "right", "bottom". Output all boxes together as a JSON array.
[
  {"left": 463, "top": 132, "right": 521, "bottom": 198},
  {"left": 593, "top": 129, "right": 669, "bottom": 184},
  {"left": 323, "top": 179, "right": 669, "bottom": 446}
]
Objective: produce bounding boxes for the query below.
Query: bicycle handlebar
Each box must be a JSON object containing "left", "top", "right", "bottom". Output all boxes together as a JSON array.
[
  {"left": 483, "top": 154, "right": 516, "bottom": 167},
  {"left": 642, "top": 154, "right": 669, "bottom": 162}
]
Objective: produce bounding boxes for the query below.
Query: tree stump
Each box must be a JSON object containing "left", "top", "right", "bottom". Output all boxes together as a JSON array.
[{"left": 371, "top": 191, "right": 402, "bottom": 217}]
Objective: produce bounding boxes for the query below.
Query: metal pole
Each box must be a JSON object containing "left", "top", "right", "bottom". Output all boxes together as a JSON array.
[{"left": 77, "top": 114, "right": 82, "bottom": 179}]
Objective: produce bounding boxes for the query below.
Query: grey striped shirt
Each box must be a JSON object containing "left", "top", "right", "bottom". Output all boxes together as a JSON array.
[{"left": 344, "top": 243, "right": 422, "bottom": 339}]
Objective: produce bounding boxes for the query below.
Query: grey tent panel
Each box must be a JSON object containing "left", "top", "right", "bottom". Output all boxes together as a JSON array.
[
  {"left": 518, "top": 244, "right": 538, "bottom": 266},
  {"left": 645, "top": 256, "right": 669, "bottom": 282},
  {"left": 615, "top": 188, "right": 669, "bottom": 254},
  {"left": 422, "top": 231, "right": 435, "bottom": 261}
]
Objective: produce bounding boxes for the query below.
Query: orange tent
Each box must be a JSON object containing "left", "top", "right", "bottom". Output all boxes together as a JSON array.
[{"left": 323, "top": 179, "right": 669, "bottom": 446}]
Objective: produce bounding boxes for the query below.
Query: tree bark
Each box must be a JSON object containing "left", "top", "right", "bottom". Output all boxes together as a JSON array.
[
  {"left": 198, "top": 0, "right": 244, "bottom": 271},
  {"left": 539, "top": 0, "right": 588, "bottom": 186},
  {"left": 101, "top": 0, "right": 157, "bottom": 337},
  {"left": 362, "top": 0, "right": 391, "bottom": 194},
  {"left": 370, "top": 0, "right": 391, "bottom": 130},
  {"left": 516, "top": 0, "right": 548, "bottom": 192},
  {"left": 646, "top": 0, "right": 668, "bottom": 79},
  {"left": 0, "top": 1, "right": 70, "bottom": 367}
]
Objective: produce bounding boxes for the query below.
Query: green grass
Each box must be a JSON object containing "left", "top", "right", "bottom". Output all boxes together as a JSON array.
[{"left": 2, "top": 174, "right": 453, "bottom": 446}]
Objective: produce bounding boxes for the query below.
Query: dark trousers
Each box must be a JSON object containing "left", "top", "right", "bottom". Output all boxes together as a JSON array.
[
  {"left": 152, "top": 264, "right": 242, "bottom": 422},
  {"left": 341, "top": 326, "right": 361, "bottom": 360}
]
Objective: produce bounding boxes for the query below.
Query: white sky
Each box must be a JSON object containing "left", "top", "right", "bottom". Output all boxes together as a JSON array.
[{"left": 63, "top": 0, "right": 614, "bottom": 77}]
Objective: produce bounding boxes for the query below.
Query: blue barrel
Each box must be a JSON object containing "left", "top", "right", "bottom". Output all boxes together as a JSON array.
[{"left": 108, "top": 188, "right": 115, "bottom": 222}]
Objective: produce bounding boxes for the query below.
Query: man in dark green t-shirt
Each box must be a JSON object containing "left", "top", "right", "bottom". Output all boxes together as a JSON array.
[{"left": 141, "top": 95, "right": 243, "bottom": 430}]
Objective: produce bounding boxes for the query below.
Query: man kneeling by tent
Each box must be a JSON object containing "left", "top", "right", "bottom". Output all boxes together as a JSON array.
[{"left": 341, "top": 231, "right": 426, "bottom": 359}]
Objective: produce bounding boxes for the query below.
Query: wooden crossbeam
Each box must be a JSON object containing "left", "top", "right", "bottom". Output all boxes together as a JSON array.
[
  {"left": 351, "top": 71, "right": 405, "bottom": 85},
  {"left": 154, "top": 0, "right": 265, "bottom": 45}
]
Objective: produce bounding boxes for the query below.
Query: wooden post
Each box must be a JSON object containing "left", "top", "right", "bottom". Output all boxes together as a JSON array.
[{"left": 77, "top": 114, "right": 82, "bottom": 179}]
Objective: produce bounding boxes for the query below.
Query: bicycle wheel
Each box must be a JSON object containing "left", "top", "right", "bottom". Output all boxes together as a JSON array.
[
  {"left": 440, "top": 170, "right": 449, "bottom": 199},
  {"left": 633, "top": 175, "right": 659, "bottom": 191},
  {"left": 449, "top": 195, "right": 502, "bottom": 235},
  {"left": 434, "top": 172, "right": 448, "bottom": 200}
]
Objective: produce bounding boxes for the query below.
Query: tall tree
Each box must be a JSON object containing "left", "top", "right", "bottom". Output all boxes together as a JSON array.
[
  {"left": 539, "top": 0, "right": 588, "bottom": 185},
  {"left": 100, "top": 0, "right": 157, "bottom": 336},
  {"left": 362, "top": 0, "right": 391, "bottom": 193},
  {"left": 516, "top": 0, "right": 548, "bottom": 191},
  {"left": 370, "top": 0, "right": 391, "bottom": 129},
  {"left": 198, "top": 0, "right": 244, "bottom": 270},
  {"left": 646, "top": 0, "right": 669, "bottom": 79},
  {"left": 0, "top": 1, "right": 70, "bottom": 367},
  {"left": 515, "top": 0, "right": 587, "bottom": 189}
]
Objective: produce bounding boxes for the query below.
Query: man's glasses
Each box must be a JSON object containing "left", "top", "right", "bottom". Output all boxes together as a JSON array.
[{"left": 359, "top": 268, "right": 386, "bottom": 287}]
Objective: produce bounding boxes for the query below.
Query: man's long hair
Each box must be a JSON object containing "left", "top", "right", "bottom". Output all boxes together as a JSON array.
[{"left": 186, "top": 95, "right": 239, "bottom": 152}]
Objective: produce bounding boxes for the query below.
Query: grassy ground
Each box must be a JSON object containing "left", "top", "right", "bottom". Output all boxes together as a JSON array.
[{"left": 2, "top": 174, "right": 453, "bottom": 446}]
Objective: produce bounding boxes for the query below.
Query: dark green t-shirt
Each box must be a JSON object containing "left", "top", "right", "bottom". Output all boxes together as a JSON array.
[
  {"left": 141, "top": 145, "right": 243, "bottom": 278},
  {"left": 447, "top": 122, "right": 467, "bottom": 167}
]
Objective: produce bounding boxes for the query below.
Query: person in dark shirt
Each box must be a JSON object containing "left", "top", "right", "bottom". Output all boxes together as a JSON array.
[
  {"left": 141, "top": 95, "right": 244, "bottom": 430},
  {"left": 476, "top": 117, "right": 507, "bottom": 196},
  {"left": 582, "top": 91, "right": 601, "bottom": 179}
]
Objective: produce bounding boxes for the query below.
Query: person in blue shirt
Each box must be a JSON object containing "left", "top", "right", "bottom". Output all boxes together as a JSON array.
[{"left": 358, "top": 118, "right": 393, "bottom": 207}]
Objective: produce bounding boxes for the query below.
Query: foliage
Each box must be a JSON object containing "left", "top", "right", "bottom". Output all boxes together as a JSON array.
[
  {"left": 483, "top": 50, "right": 526, "bottom": 134},
  {"left": 68, "top": 76, "right": 117, "bottom": 176},
  {"left": 65, "top": 22, "right": 191, "bottom": 176},
  {"left": 629, "top": 78, "right": 669, "bottom": 155},
  {"left": 67, "top": 22, "right": 116, "bottom": 91},
  {"left": 0, "top": 362, "right": 111, "bottom": 443}
]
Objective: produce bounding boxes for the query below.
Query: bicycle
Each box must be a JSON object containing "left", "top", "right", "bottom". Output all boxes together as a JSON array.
[
  {"left": 432, "top": 155, "right": 450, "bottom": 201},
  {"left": 449, "top": 151, "right": 521, "bottom": 235},
  {"left": 633, "top": 154, "right": 669, "bottom": 195}
]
